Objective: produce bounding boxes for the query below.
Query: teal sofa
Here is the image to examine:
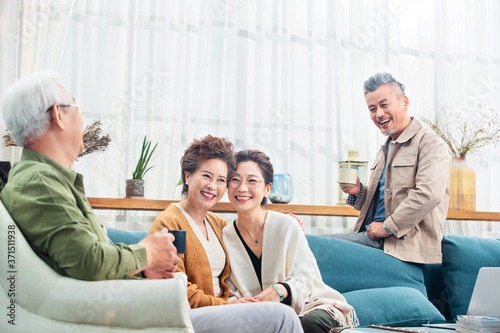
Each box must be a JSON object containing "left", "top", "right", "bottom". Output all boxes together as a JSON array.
[
  {"left": 306, "top": 234, "right": 500, "bottom": 327},
  {"left": 107, "top": 228, "right": 500, "bottom": 327}
]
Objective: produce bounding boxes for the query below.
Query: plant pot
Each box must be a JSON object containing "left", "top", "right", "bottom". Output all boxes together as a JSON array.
[
  {"left": 449, "top": 157, "right": 475, "bottom": 211},
  {"left": 126, "top": 179, "right": 145, "bottom": 198}
]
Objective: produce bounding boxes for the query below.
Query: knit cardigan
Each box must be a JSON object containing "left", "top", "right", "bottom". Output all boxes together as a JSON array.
[
  {"left": 149, "top": 204, "right": 230, "bottom": 308},
  {"left": 222, "top": 210, "right": 358, "bottom": 327}
]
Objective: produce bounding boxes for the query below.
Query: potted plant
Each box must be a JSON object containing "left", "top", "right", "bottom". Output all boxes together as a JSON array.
[{"left": 126, "top": 136, "right": 158, "bottom": 198}]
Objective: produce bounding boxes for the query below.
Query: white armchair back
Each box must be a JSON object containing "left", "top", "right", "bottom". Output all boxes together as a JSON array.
[{"left": 0, "top": 199, "right": 194, "bottom": 332}]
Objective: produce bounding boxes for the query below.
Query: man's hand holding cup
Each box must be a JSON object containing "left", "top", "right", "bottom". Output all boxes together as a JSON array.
[{"left": 338, "top": 168, "right": 361, "bottom": 196}]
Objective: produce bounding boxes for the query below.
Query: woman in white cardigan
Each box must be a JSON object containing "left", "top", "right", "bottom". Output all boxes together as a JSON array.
[{"left": 222, "top": 150, "right": 358, "bottom": 333}]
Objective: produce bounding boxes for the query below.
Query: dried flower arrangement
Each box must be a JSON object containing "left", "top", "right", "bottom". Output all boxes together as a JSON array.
[
  {"left": 2, "top": 132, "right": 15, "bottom": 147},
  {"left": 79, "top": 120, "right": 111, "bottom": 159},
  {"left": 421, "top": 105, "right": 500, "bottom": 159},
  {"left": 3, "top": 120, "right": 111, "bottom": 159}
]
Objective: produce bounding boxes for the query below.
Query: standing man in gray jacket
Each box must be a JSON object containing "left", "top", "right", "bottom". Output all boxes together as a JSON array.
[{"left": 325, "top": 73, "right": 449, "bottom": 264}]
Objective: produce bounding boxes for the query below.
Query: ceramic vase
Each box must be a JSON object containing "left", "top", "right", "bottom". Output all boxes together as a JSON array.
[{"left": 449, "top": 157, "right": 475, "bottom": 211}]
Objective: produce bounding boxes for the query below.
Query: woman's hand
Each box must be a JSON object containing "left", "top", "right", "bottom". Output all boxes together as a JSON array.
[
  {"left": 228, "top": 297, "right": 260, "bottom": 304},
  {"left": 255, "top": 284, "right": 287, "bottom": 302}
]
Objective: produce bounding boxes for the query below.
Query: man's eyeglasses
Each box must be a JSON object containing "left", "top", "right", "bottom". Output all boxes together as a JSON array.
[
  {"left": 228, "top": 178, "right": 262, "bottom": 189},
  {"left": 46, "top": 104, "right": 85, "bottom": 115}
]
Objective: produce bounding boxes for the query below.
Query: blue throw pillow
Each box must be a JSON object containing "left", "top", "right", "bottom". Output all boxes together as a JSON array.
[
  {"left": 344, "top": 287, "right": 445, "bottom": 327},
  {"left": 306, "top": 235, "right": 427, "bottom": 296},
  {"left": 441, "top": 235, "right": 500, "bottom": 319},
  {"left": 106, "top": 227, "right": 148, "bottom": 245}
]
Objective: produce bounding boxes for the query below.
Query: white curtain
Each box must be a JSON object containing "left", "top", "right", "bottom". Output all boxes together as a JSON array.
[{"left": 1, "top": 0, "right": 499, "bottom": 235}]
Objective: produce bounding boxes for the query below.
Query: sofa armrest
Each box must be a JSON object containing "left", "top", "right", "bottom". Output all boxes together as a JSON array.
[
  {"left": 106, "top": 227, "right": 148, "bottom": 245},
  {"left": 37, "top": 272, "right": 192, "bottom": 329}
]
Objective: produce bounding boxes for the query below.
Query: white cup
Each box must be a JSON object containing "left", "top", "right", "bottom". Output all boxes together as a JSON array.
[{"left": 338, "top": 168, "right": 357, "bottom": 185}]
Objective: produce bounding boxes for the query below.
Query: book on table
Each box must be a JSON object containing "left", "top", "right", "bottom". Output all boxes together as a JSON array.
[{"left": 456, "top": 315, "right": 500, "bottom": 333}]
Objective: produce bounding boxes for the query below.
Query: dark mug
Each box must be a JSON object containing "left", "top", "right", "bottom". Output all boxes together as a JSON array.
[{"left": 168, "top": 230, "right": 186, "bottom": 256}]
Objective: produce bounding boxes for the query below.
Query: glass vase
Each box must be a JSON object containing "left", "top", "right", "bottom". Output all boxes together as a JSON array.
[
  {"left": 449, "top": 157, "right": 475, "bottom": 211},
  {"left": 269, "top": 173, "right": 294, "bottom": 204}
]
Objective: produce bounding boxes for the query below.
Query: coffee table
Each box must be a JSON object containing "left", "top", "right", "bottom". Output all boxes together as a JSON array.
[{"left": 340, "top": 326, "right": 454, "bottom": 333}]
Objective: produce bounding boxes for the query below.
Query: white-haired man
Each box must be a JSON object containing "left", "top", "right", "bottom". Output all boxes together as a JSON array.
[
  {"left": 324, "top": 73, "right": 450, "bottom": 264},
  {"left": 0, "top": 71, "right": 302, "bottom": 333}
]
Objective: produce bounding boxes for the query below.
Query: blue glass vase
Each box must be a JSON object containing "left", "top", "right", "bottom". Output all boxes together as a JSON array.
[{"left": 269, "top": 173, "right": 294, "bottom": 204}]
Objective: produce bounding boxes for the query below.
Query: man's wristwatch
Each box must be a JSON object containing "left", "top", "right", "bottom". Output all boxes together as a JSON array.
[{"left": 383, "top": 223, "right": 392, "bottom": 235}]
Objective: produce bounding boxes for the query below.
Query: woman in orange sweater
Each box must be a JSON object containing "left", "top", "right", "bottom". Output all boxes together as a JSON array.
[{"left": 149, "top": 135, "right": 256, "bottom": 308}]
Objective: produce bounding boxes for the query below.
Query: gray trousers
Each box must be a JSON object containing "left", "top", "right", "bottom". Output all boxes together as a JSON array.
[
  {"left": 190, "top": 302, "right": 303, "bottom": 333},
  {"left": 322, "top": 231, "right": 384, "bottom": 249}
]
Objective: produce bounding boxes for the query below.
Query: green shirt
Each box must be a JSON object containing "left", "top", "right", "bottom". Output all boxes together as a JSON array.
[{"left": 0, "top": 149, "right": 148, "bottom": 280}]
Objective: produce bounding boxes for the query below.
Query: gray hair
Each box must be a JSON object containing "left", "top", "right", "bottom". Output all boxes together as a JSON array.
[
  {"left": 363, "top": 73, "right": 405, "bottom": 97},
  {"left": 1, "top": 71, "right": 65, "bottom": 147}
]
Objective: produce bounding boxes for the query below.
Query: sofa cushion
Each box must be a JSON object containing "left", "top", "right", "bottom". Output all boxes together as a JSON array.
[
  {"left": 106, "top": 227, "right": 148, "bottom": 245},
  {"left": 441, "top": 235, "right": 500, "bottom": 319},
  {"left": 344, "top": 287, "right": 445, "bottom": 327},
  {"left": 306, "top": 235, "right": 427, "bottom": 296}
]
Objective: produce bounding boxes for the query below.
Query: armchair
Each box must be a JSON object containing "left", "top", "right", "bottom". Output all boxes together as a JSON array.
[{"left": 0, "top": 200, "right": 194, "bottom": 333}]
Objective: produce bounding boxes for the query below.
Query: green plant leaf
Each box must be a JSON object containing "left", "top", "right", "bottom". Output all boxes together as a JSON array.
[{"left": 132, "top": 136, "right": 158, "bottom": 179}]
